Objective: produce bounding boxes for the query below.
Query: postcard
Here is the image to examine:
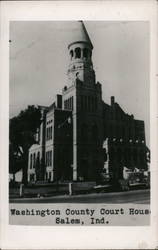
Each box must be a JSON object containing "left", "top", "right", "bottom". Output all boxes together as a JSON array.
[{"left": 0, "top": 0, "right": 157, "bottom": 249}]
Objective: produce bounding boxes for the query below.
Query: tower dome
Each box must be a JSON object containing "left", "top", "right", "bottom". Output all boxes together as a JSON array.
[{"left": 68, "top": 21, "right": 93, "bottom": 50}]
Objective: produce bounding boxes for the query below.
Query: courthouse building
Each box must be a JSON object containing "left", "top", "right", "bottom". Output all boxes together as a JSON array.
[{"left": 28, "top": 21, "right": 149, "bottom": 183}]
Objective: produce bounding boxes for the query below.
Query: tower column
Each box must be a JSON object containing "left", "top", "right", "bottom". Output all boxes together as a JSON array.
[
  {"left": 73, "top": 92, "right": 77, "bottom": 181},
  {"left": 73, "top": 115, "right": 77, "bottom": 180},
  {"left": 81, "top": 48, "right": 84, "bottom": 59},
  {"left": 65, "top": 21, "right": 96, "bottom": 181}
]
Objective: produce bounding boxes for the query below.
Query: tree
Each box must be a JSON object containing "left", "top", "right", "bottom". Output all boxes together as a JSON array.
[{"left": 9, "top": 105, "right": 41, "bottom": 184}]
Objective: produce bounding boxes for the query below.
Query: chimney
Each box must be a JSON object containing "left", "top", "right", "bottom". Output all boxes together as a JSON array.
[{"left": 111, "top": 96, "right": 115, "bottom": 106}]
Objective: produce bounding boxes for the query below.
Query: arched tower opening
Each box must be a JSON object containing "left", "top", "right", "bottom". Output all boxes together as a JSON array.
[
  {"left": 67, "top": 21, "right": 95, "bottom": 86},
  {"left": 75, "top": 47, "right": 81, "bottom": 58}
]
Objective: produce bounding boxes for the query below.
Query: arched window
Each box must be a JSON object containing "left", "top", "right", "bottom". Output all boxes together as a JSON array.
[
  {"left": 75, "top": 47, "right": 81, "bottom": 58},
  {"left": 70, "top": 50, "right": 73, "bottom": 59},
  {"left": 30, "top": 154, "right": 32, "bottom": 169},
  {"left": 83, "top": 48, "right": 88, "bottom": 58},
  {"left": 46, "top": 152, "right": 48, "bottom": 166},
  {"left": 50, "top": 151, "right": 52, "bottom": 166},
  {"left": 47, "top": 128, "right": 49, "bottom": 140},
  {"left": 47, "top": 151, "right": 50, "bottom": 166},
  {"left": 49, "top": 127, "right": 51, "bottom": 139},
  {"left": 33, "top": 153, "right": 36, "bottom": 168},
  {"left": 50, "top": 127, "right": 52, "bottom": 139},
  {"left": 37, "top": 152, "right": 40, "bottom": 162}
]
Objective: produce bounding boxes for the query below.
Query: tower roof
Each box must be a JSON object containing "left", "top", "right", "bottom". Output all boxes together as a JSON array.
[{"left": 68, "top": 21, "right": 93, "bottom": 49}]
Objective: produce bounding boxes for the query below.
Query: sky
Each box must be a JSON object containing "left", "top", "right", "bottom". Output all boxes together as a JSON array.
[{"left": 10, "top": 21, "right": 149, "bottom": 145}]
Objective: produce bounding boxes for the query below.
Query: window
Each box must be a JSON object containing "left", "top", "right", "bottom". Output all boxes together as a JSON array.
[
  {"left": 66, "top": 100, "right": 68, "bottom": 109},
  {"left": 46, "top": 126, "right": 53, "bottom": 140},
  {"left": 69, "top": 98, "right": 71, "bottom": 109},
  {"left": 36, "top": 152, "right": 40, "bottom": 169},
  {"left": 48, "top": 127, "right": 50, "bottom": 140},
  {"left": 37, "top": 152, "right": 40, "bottom": 162},
  {"left": 64, "top": 97, "right": 73, "bottom": 110},
  {"left": 50, "top": 151, "right": 52, "bottom": 166},
  {"left": 46, "top": 152, "right": 47, "bottom": 166},
  {"left": 47, "top": 152, "right": 49, "bottom": 166},
  {"left": 30, "top": 174, "right": 35, "bottom": 182},
  {"left": 33, "top": 153, "right": 36, "bottom": 168},
  {"left": 80, "top": 96, "right": 95, "bottom": 111},
  {"left": 67, "top": 99, "right": 69, "bottom": 109},
  {"left": 30, "top": 154, "right": 32, "bottom": 169},
  {"left": 46, "top": 151, "right": 52, "bottom": 166},
  {"left": 69, "top": 96, "right": 73, "bottom": 110},
  {"left": 83, "top": 48, "right": 88, "bottom": 58},
  {"left": 75, "top": 47, "right": 81, "bottom": 58},
  {"left": 50, "top": 126, "right": 52, "bottom": 139},
  {"left": 38, "top": 128, "right": 40, "bottom": 143},
  {"left": 48, "top": 151, "right": 50, "bottom": 166}
]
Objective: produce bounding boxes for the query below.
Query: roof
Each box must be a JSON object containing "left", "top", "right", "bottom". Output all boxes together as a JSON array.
[{"left": 68, "top": 21, "right": 93, "bottom": 49}]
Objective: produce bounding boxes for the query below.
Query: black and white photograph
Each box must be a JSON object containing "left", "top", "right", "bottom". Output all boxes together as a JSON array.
[
  {"left": 0, "top": 0, "right": 157, "bottom": 248},
  {"left": 8, "top": 20, "right": 151, "bottom": 226}
]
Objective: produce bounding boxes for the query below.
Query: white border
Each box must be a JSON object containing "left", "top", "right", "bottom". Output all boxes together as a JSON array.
[{"left": 0, "top": 0, "right": 157, "bottom": 249}]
